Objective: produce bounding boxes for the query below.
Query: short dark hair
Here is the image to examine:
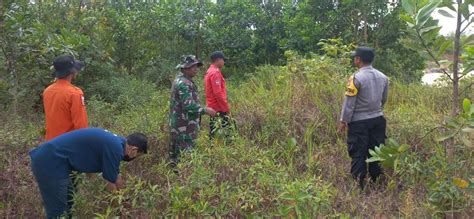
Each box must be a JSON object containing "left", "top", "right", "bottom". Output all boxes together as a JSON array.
[
  {"left": 359, "top": 54, "right": 374, "bottom": 64},
  {"left": 56, "top": 71, "right": 73, "bottom": 79},
  {"left": 210, "top": 51, "right": 227, "bottom": 62},
  {"left": 353, "top": 47, "right": 375, "bottom": 64},
  {"left": 127, "top": 133, "right": 148, "bottom": 154}
]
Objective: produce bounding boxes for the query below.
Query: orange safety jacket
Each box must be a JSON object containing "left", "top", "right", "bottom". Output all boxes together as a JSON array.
[{"left": 42, "top": 79, "right": 88, "bottom": 141}]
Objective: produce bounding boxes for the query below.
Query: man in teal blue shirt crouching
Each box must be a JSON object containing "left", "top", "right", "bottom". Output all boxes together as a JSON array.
[{"left": 29, "top": 128, "right": 148, "bottom": 218}]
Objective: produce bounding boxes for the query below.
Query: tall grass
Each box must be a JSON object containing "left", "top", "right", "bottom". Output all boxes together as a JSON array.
[{"left": 0, "top": 54, "right": 471, "bottom": 217}]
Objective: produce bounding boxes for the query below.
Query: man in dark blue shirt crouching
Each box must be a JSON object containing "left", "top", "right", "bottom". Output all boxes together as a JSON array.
[{"left": 29, "top": 128, "right": 148, "bottom": 218}]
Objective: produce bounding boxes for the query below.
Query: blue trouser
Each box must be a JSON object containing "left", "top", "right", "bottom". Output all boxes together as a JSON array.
[{"left": 31, "top": 164, "right": 73, "bottom": 218}]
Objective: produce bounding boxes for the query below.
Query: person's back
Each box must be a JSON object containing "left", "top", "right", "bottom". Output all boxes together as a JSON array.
[
  {"left": 338, "top": 46, "right": 388, "bottom": 189},
  {"left": 43, "top": 80, "right": 87, "bottom": 140},
  {"left": 29, "top": 128, "right": 147, "bottom": 218},
  {"left": 30, "top": 128, "right": 124, "bottom": 182},
  {"left": 351, "top": 66, "right": 388, "bottom": 122},
  {"left": 43, "top": 55, "right": 87, "bottom": 141}
]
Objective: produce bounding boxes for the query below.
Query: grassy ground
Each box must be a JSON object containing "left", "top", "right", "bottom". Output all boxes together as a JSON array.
[{"left": 0, "top": 56, "right": 472, "bottom": 218}]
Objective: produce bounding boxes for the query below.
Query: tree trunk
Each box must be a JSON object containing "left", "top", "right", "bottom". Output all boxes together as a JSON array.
[
  {"left": 363, "top": 13, "right": 368, "bottom": 44},
  {"left": 452, "top": 0, "right": 462, "bottom": 116},
  {"left": 195, "top": 0, "right": 203, "bottom": 59},
  {"left": 0, "top": 0, "right": 3, "bottom": 28},
  {"left": 447, "top": 0, "right": 463, "bottom": 163}
]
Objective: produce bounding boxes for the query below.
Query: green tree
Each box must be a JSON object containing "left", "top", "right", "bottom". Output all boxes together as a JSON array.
[{"left": 400, "top": 0, "right": 473, "bottom": 160}]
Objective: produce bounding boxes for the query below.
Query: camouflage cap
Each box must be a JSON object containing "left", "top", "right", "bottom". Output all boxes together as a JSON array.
[{"left": 176, "top": 55, "right": 203, "bottom": 69}]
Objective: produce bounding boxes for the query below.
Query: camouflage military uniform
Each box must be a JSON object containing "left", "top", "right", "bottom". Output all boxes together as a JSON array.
[{"left": 169, "top": 72, "right": 206, "bottom": 163}]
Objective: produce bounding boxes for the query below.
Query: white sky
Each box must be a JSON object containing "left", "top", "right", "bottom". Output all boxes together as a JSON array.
[{"left": 433, "top": 6, "right": 474, "bottom": 36}]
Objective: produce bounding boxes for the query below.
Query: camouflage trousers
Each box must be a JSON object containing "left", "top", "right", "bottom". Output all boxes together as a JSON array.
[{"left": 169, "top": 137, "right": 196, "bottom": 165}]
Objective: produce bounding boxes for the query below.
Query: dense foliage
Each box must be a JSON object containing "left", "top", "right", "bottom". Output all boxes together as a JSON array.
[
  {"left": 1, "top": 52, "right": 472, "bottom": 217},
  {"left": 0, "top": 0, "right": 426, "bottom": 113},
  {"left": 0, "top": 0, "right": 473, "bottom": 218}
]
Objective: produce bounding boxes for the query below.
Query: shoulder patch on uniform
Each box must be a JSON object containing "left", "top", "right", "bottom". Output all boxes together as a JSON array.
[{"left": 345, "top": 75, "right": 358, "bottom": 97}]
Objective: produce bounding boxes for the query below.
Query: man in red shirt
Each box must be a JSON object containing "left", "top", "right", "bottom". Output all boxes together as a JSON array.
[{"left": 204, "top": 51, "right": 230, "bottom": 139}]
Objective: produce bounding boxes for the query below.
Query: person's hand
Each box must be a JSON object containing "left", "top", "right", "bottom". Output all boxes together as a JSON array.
[
  {"left": 106, "top": 175, "right": 125, "bottom": 192},
  {"left": 105, "top": 182, "right": 117, "bottom": 192},
  {"left": 337, "top": 121, "right": 348, "bottom": 133},
  {"left": 206, "top": 107, "right": 217, "bottom": 117},
  {"left": 115, "top": 175, "right": 125, "bottom": 189}
]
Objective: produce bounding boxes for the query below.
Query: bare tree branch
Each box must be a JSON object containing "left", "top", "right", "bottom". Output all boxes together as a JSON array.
[
  {"left": 460, "top": 20, "right": 473, "bottom": 34},
  {"left": 459, "top": 71, "right": 472, "bottom": 79}
]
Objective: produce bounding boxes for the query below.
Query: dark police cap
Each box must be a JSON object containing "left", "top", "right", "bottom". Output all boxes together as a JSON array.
[
  {"left": 176, "top": 55, "right": 203, "bottom": 69},
  {"left": 210, "top": 51, "right": 228, "bottom": 61},
  {"left": 350, "top": 47, "right": 375, "bottom": 61},
  {"left": 53, "top": 55, "right": 84, "bottom": 78}
]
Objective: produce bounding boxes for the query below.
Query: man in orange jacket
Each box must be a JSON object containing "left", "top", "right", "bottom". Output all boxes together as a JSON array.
[
  {"left": 43, "top": 55, "right": 88, "bottom": 141},
  {"left": 205, "top": 51, "right": 231, "bottom": 139}
]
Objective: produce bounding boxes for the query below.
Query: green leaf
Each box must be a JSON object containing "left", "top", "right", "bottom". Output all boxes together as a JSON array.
[
  {"left": 440, "top": 0, "right": 456, "bottom": 12},
  {"left": 400, "top": 14, "right": 415, "bottom": 24},
  {"left": 436, "top": 38, "right": 452, "bottom": 58},
  {"left": 393, "top": 159, "right": 399, "bottom": 171},
  {"left": 375, "top": 145, "right": 382, "bottom": 154},
  {"left": 388, "top": 139, "right": 399, "bottom": 147},
  {"left": 460, "top": 2, "right": 470, "bottom": 20},
  {"left": 436, "top": 131, "right": 456, "bottom": 142},
  {"left": 384, "top": 157, "right": 397, "bottom": 168},
  {"left": 420, "top": 25, "right": 442, "bottom": 34},
  {"left": 438, "top": 9, "right": 455, "bottom": 18},
  {"left": 466, "top": 35, "right": 474, "bottom": 47},
  {"left": 416, "top": 0, "right": 442, "bottom": 27},
  {"left": 369, "top": 149, "right": 378, "bottom": 157},
  {"left": 385, "top": 145, "right": 399, "bottom": 154},
  {"left": 463, "top": 98, "right": 471, "bottom": 114},
  {"left": 402, "top": 0, "right": 415, "bottom": 15},
  {"left": 398, "top": 144, "right": 410, "bottom": 153},
  {"left": 445, "top": 119, "right": 459, "bottom": 129},
  {"left": 366, "top": 157, "right": 384, "bottom": 163},
  {"left": 422, "top": 26, "right": 442, "bottom": 41},
  {"left": 469, "top": 182, "right": 474, "bottom": 190}
]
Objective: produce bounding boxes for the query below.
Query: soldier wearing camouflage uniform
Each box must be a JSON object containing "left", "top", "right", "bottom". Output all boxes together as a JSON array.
[{"left": 169, "top": 55, "right": 216, "bottom": 165}]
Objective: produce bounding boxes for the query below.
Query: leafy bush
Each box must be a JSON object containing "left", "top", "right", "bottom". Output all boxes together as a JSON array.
[{"left": 87, "top": 76, "right": 158, "bottom": 108}]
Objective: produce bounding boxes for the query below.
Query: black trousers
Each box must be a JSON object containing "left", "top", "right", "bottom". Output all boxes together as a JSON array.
[
  {"left": 209, "top": 112, "right": 230, "bottom": 139},
  {"left": 347, "top": 116, "right": 386, "bottom": 189}
]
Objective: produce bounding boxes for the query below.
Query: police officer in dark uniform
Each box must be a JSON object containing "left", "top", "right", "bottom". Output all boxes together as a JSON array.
[{"left": 337, "top": 47, "right": 389, "bottom": 189}]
